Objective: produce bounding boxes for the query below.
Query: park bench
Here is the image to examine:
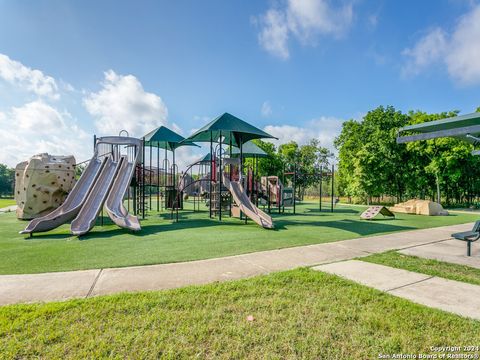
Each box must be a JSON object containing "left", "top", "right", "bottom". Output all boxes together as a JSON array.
[{"left": 452, "top": 220, "right": 480, "bottom": 256}]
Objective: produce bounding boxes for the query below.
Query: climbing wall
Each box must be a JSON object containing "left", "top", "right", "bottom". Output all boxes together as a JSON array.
[
  {"left": 15, "top": 153, "right": 76, "bottom": 220},
  {"left": 360, "top": 206, "right": 395, "bottom": 220}
]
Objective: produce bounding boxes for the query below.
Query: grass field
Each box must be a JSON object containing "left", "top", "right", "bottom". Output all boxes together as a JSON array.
[
  {"left": 0, "top": 201, "right": 477, "bottom": 275},
  {"left": 1, "top": 268, "right": 479, "bottom": 359},
  {"left": 362, "top": 251, "right": 480, "bottom": 286},
  {"left": 0, "top": 198, "right": 15, "bottom": 208}
]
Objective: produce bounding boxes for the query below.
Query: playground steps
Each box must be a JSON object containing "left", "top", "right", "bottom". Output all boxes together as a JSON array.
[{"left": 360, "top": 206, "right": 395, "bottom": 220}]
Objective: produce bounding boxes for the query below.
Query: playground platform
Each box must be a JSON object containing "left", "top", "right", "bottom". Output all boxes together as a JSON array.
[{"left": 0, "top": 222, "right": 474, "bottom": 308}]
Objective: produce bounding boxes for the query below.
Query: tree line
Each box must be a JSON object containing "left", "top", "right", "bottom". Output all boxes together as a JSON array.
[{"left": 334, "top": 105, "right": 480, "bottom": 206}]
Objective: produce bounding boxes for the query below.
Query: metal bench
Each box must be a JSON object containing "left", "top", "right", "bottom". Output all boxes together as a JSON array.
[{"left": 452, "top": 220, "right": 480, "bottom": 256}]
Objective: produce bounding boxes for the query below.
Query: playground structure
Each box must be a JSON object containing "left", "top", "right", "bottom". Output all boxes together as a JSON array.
[
  {"left": 21, "top": 136, "right": 142, "bottom": 236},
  {"left": 172, "top": 113, "right": 277, "bottom": 229},
  {"left": 17, "top": 112, "right": 338, "bottom": 236}
]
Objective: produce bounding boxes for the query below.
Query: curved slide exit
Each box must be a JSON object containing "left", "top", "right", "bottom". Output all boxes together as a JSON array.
[
  {"left": 222, "top": 173, "right": 274, "bottom": 229},
  {"left": 104, "top": 156, "right": 140, "bottom": 231},
  {"left": 70, "top": 156, "right": 123, "bottom": 236}
]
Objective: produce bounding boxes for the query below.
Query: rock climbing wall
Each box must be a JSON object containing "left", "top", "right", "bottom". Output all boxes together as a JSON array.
[{"left": 15, "top": 153, "right": 76, "bottom": 220}]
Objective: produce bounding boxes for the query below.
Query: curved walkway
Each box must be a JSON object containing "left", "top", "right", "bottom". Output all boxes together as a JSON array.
[{"left": 0, "top": 223, "right": 473, "bottom": 306}]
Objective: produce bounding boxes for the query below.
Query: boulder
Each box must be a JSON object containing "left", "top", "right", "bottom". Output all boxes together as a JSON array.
[
  {"left": 389, "top": 199, "right": 449, "bottom": 216},
  {"left": 15, "top": 153, "right": 76, "bottom": 220}
]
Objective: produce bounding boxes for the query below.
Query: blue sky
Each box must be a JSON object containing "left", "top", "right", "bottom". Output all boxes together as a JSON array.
[{"left": 0, "top": 0, "right": 479, "bottom": 167}]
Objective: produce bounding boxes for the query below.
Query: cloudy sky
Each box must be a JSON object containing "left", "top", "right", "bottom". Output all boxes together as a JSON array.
[{"left": 1, "top": 0, "right": 480, "bottom": 167}]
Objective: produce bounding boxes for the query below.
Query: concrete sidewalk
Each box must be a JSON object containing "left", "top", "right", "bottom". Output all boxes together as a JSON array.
[
  {"left": 314, "top": 260, "right": 480, "bottom": 320},
  {"left": 0, "top": 205, "right": 16, "bottom": 213},
  {"left": 0, "top": 222, "right": 473, "bottom": 306}
]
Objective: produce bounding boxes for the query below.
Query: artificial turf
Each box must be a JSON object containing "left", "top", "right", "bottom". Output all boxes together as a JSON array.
[
  {"left": 362, "top": 250, "right": 480, "bottom": 286},
  {"left": 0, "top": 201, "right": 477, "bottom": 275},
  {"left": 1, "top": 268, "right": 479, "bottom": 359}
]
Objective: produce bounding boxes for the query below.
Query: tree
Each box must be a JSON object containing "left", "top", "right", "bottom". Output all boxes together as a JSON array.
[
  {"left": 335, "top": 106, "right": 410, "bottom": 203},
  {"left": 246, "top": 140, "right": 283, "bottom": 178},
  {"left": 405, "top": 110, "right": 466, "bottom": 204},
  {"left": 278, "top": 139, "right": 332, "bottom": 199},
  {"left": 0, "top": 164, "right": 14, "bottom": 197}
]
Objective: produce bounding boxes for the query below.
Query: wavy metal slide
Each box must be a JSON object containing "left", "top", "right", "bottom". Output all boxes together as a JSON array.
[
  {"left": 70, "top": 156, "right": 123, "bottom": 236},
  {"left": 222, "top": 173, "right": 274, "bottom": 229},
  {"left": 104, "top": 156, "right": 141, "bottom": 231}
]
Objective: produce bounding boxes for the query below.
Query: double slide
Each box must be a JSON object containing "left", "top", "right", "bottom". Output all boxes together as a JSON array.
[
  {"left": 21, "top": 136, "right": 142, "bottom": 237},
  {"left": 222, "top": 173, "right": 274, "bottom": 229}
]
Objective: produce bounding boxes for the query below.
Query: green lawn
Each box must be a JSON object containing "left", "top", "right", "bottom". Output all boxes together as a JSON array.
[
  {"left": 1, "top": 268, "right": 479, "bottom": 359},
  {"left": 362, "top": 251, "right": 480, "bottom": 286},
  {"left": 0, "top": 201, "right": 477, "bottom": 275},
  {"left": 0, "top": 198, "right": 15, "bottom": 208}
]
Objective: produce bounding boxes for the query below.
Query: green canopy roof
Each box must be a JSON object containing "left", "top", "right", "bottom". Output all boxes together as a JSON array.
[
  {"left": 227, "top": 141, "right": 268, "bottom": 158},
  {"left": 143, "top": 126, "right": 198, "bottom": 151},
  {"left": 397, "top": 112, "right": 480, "bottom": 145},
  {"left": 196, "top": 153, "right": 214, "bottom": 164},
  {"left": 183, "top": 112, "right": 276, "bottom": 147}
]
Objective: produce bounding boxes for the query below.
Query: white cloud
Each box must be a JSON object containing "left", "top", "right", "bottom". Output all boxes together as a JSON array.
[
  {"left": 0, "top": 100, "right": 90, "bottom": 166},
  {"left": 255, "top": 0, "right": 354, "bottom": 59},
  {"left": 258, "top": 9, "right": 290, "bottom": 59},
  {"left": 402, "top": 28, "right": 447, "bottom": 77},
  {"left": 402, "top": 4, "right": 480, "bottom": 85},
  {"left": 264, "top": 115, "right": 344, "bottom": 155},
  {"left": 0, "top": 53, "right": 59, "bottom": 99},
  {"left": 83, "top": 70, "right": 168, "bottom": 137},
  {"left": 261, "top": 101, "right": 273, "bottom": 117},
  {"left": 446, "top": 5, "right": 480, "bottom": 84}
]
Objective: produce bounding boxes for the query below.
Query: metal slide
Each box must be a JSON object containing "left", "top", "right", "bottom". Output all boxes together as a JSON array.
[
  {"left": 222, "top": 174, "right": 274, "bottom": 229},
  {"left": 20, "top": 157, "right": 106, "bottom": 235},
  {"left": 70, "top": 156, "right": 123, "bottom": 236},
  {"left": 104, "top": 156, "right": 141, "bottom": 231}
]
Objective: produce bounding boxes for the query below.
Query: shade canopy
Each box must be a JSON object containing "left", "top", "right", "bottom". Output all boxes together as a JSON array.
[
  {"left": 227, "top": 141, "right": 269, "bottom": 158},
  {"left": 143, "top": 126, "right": 198, "bottom": 151},
  {"left": 397, "top": 112, "right": 480, "bottom": 145},
  {"left": 196, "top": 153, "right": 214, "bottom": 164},
  {"left": 183, "top": 112, "right": 276, "bottom": 147}
]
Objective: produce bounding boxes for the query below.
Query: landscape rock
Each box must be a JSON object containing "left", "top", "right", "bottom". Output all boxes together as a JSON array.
[{"left": 389, "top": 199, "right": 449, "bottom": 216}]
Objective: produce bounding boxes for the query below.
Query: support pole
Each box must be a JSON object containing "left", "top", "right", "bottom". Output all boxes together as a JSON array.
[
  {"left": 331, "top": 164, "right": 335, "bottom": 213},
  {"left": 209, "top": 134, "right": 213, "bottom": 219},
  {"left": 218, "top": 131, "right": 222, "bottom": 221},
  {"left": 142, "top": 137, "right": 146, "bottom": 220},
  {"left": 319, "top": 165, "right": 322, "bottom": 212},
  {"left": 229, "top": 138, "right": 232, "bottom": 217},
  {"left": 157, "top": 145, "right": 160, "bottom": 212},
  {"left": 149, "top": 144, "right": 152, "bottom": 212},
  {"left": 293, "top": 163, "right": 297, "bottom": 215}
]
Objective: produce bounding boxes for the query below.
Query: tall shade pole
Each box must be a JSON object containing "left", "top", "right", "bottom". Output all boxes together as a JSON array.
[
  {"left": 142, "top": 137, "right": 146, "bottom": 219},
  {"left": 218, "top": 131, "right": 222, "bottom": 221},
  {"left": 157, "top": 145, "right": 160, "bottom": 212},
  {"left": 319, "top": 165, "right": 322, "bottom": 212},
  {"left": 331, "top": 164, "right": 335, "bottom": 213},
  {"left": 149, "top": 144, "right": 152, "bottom": 211},
  {"left": 209, "top": 133, "right": 213, "bottom": 219}
]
